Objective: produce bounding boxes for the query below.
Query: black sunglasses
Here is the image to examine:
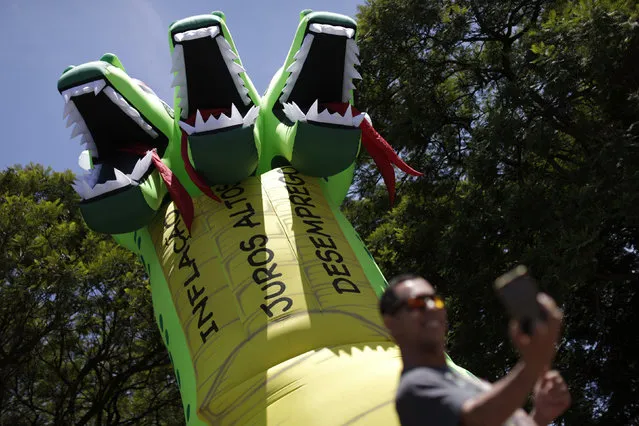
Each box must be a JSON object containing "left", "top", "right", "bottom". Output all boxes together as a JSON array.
[{"left": 390, "top": 294, "right": 445, "bottom": 315}]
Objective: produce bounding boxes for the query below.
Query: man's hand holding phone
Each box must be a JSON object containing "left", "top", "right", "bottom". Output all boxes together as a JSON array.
[
  {"left": 510, "top": 293, "right": 563, "bottom": 372},
  {"left": 494, "top": 266, "right": 564, "bottom": 372},
  {"left": 456, "top": 267, "right": 569, "bottom": 426}
]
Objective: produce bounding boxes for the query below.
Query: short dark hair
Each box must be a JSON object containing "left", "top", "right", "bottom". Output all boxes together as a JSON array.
[{"left": 379, "top": 273, "right": 422, "bottom": 316}]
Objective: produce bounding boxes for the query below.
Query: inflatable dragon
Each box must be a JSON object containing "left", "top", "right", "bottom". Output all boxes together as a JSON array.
[{"left": 57, "top": 10, "right": 472, "bottom": 425}]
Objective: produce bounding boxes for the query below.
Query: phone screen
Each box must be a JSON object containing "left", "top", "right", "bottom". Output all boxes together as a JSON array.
[{"left": 494, "top": 266, "right": 546, "bottom": 335}]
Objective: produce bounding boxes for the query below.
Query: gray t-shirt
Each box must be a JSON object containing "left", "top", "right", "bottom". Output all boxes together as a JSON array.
[{"left": 395, "top": 366, "right": 532, "bottom": 426}]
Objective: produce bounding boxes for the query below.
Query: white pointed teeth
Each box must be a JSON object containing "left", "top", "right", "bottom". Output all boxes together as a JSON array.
[
  {"left": 170, "top": 44, "right": 184, "bottom": 72},
  {"left": 345, "top": 39, "right": 362, "bottom": 76},
  {"left": 346, "top": 44, "right": 361, "bottom": 66},
  {"left": 61, "top": 82, "right": 158, "bottom": 200},
  {"left": 84, "top": 164, "right": 101, "bottom": 188},
  {"left": 346, "top": 68, "right": 362, "bottom": 80},
  {"left": 280, "top": 34, "right": 314, "bottom": 104},
  {"left": 230, "top": 104, "right": 241, "bottom": 120},
  {"left": 195, "top": 110, "right": 206, "bottom": 129},
  {"left": 215, "top": 36, "right": 251, "bottom": 106},
  {"left": 242, "top": 105, "right": 260, "bottom": 128},
  {"left": 306, "top": 100, "right": 320, "bottom": 122},
  {"left": 286, "top": 60, "right": 303, "bottom": 74},
  {"left": 63, "top": 100, "right": 76, "bottom": 119},
  {"left": 173, "top": 25, "right": 220, "bottom": 43},
  {"left": 80, "top": 134, "right": 96, "bottom": 151},
  {"left": 342, "top": 67, "right": 359, "bottom": 101},
  {"left": 179, "top": 104, "right": 247, "bottom": 135},
  {"left": 170, "top": 46, "right": 187, "bottom": 88},
  {"left": 61, "top": 81, "right": 104, "bottom": 138},
  {"left": 347, "top": 38, "right": 360, "bottom": 56},
  {"left": 228, "top": 60, "right": 246, "bottom": 75},
  {"left": 70, "top": 122, "right": 88, "bottom": 139},
  {"left": 179, "top": 105, "right": 259, "bottom": 134},
  {"left": 342, "top": 38, "right": 362, "bottom": 102},
  {"left": 93, "top": 80, "right": 106, "bottom": 95},
  {"left": 282, "top": 102, "right": 307, "bottom": 123},
  {"left": 60, "top": 79, "right": 107, "bottom": 103},
  {"left": 178, "top": 120, "right": 195, "bottom": 135},
  {"left": 281, "top": 30, "right": 362, "bottom": 105},
  {"left": 113, "top": 168, "right": 132, "bottom": 185},
  {"left": 62, "top": 80, "right": 158, "bottom": 161},
  {"left": 309, "top": 23, "right": 355, "bottom": 39},
  {"left": 73, "top": 166, "right": 134, "bottom": 200},
  {"left": 103, "top": 87, "right": 158, "bottom": 138},
  {"left": 283, "top": 100, "right": 366, "bottom": 128},
  {"left": 220, "top": 44, "right": 238, "bottom": 61},
  {"left": 65, "top": 104, "right": 82, "bottom": 128},
  {"left": 72, "top": 179, "right": 93, "bottom": 200},
  {"left": 171, "top": 71, "right": 186, "bottom": 88},
  {"left": 353, "top": 112, "right": 372, "bottom": 127},
  {"left": 171, "top": 31, "right": 250, "bottom": 112},
  {"left": 74, "top": 150, "right": 154, "bottom": 199},
  {"left": 342, "top": 80, "right": 357, "bottom": 102},
  {"left": 129, "top": 150, "right": 154, "bottom": 182},
  {"left": 89, "top": 168, "right": 130, "bottom": 199},
  {"left": 170, "top": 44, "right": 189, "bottom": 117}
]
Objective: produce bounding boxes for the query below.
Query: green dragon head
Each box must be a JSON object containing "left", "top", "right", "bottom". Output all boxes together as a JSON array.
[
  {"left": 57, "top": 54, "right": 174, "bottom": 235},
  {"left": 258, "top": 10, "right": 366, "bottom": 182},
  {"left": 168, "top": 12, "right": 262, "bottom": 185},
  {"left": 58, "top": 10, "right": 421, "bottom": 238}
]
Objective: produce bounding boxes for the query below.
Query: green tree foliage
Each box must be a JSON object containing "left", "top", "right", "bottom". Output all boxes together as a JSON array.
[
  {"left": 353, "top": 0, "right": 638, "bottom": 424},
  {"left": 0, "top": 165, "right": 182, "bottom": 425}
]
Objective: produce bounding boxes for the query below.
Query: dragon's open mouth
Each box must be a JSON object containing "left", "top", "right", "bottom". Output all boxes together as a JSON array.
[
  {"left": 60, "top": 80, "right": 169, "bottom": 200},
  {"left": 169, "top": 22, "right": 259, "bottom": 135},
  {"left": 278, "top": 21, "right": 366, "bottom": 127}
]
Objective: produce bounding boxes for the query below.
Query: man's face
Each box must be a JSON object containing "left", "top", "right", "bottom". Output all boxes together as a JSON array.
[{"left": 384, "top": 278, "right": 448, "bottom": 353}]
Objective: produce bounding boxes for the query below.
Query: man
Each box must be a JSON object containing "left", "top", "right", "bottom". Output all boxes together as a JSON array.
[{"left": 380, "top": 274, "right": 571, "bottom": 426}]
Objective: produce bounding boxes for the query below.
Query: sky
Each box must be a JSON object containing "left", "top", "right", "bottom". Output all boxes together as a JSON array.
[{"left": 0, "top": 0, "right": 365, "bottom": 176}]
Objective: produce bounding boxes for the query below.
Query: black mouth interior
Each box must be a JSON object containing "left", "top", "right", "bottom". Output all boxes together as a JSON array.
[
  {"left": 179, "top": 33, "right": 251, "bottom": 116},
  {"left": 70, "top": 87, "right": 168, "bottom": 183},
  {"left": 283, "top": 32, "right": 348, "bottom": 113}
]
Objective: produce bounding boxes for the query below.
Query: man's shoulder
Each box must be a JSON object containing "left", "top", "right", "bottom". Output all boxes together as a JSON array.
[
  {"left": 397, "top": 366, "right": 450, "bottom": 395},
  {"left": 401, "top": 366, "right": 450, "bottom": 382},
  {"left": 395, "top": 366, "right": 477, "bottom": 426},
  {"left": 397, "top": 365, "right": 486, "bottom": 400}
]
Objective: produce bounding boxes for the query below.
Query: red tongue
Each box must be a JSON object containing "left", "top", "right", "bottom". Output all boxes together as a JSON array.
[
  {"left": 323, "top": 102, "right": 423, "bottom": 205},
  {"left": 180, "top": 130, "right": 221, "bottom": 203},
  {"left": 120, "top": 146, "right": 195, "bottom": 232}
]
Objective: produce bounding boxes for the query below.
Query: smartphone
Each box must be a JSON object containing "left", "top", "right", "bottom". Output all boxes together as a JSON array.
[{"left": 494, "top": 265, "right": 547, "bottom": 335}]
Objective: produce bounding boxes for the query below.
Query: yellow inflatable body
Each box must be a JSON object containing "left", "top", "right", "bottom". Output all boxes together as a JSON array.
[{"left": 149, "top": 167, "right": 402, "bottom": 424}]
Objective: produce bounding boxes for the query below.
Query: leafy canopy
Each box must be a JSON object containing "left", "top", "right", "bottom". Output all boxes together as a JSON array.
[
  {"left": 352, "top": 0, "right": 639, "bottom": 424},
  {"left": 0, "top": 165, "right": 182, "bottom": 425}
]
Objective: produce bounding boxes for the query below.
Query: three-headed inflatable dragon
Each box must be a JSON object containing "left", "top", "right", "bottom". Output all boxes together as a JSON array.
[{"left": 57, "top": 10, "right": 473, "bottom": 426}]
